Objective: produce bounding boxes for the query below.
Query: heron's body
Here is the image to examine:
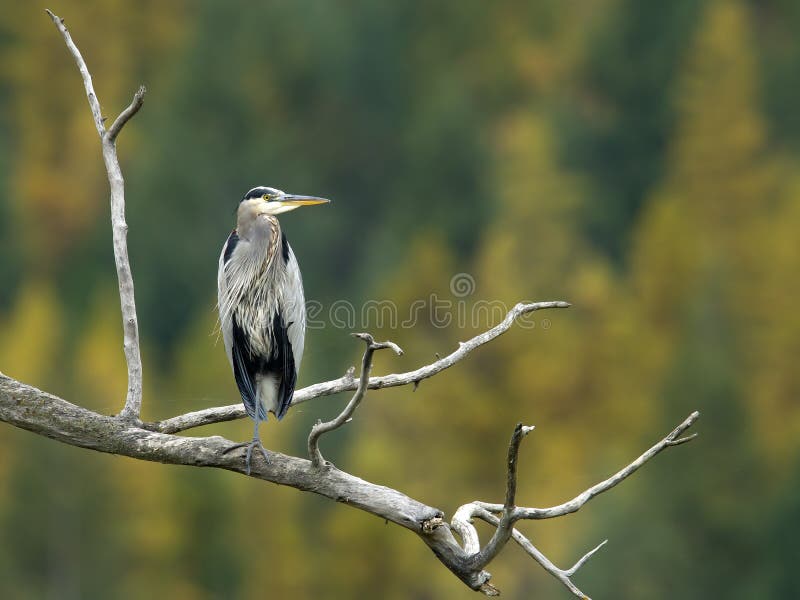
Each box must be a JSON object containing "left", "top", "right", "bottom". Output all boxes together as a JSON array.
[
  {"left": 217, "top": 186, "right": 328, "bottom": 473},
  {"left": 218, "top": 216, "right": 305, "bottom": 420}
]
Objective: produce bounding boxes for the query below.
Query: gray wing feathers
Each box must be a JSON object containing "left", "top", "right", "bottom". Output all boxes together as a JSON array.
[
  {"left": 282, "top": 242, "right": 306, "bottom": 372},
  {"left": 217, "top": 234, "right": 235, "bottom": 368}
]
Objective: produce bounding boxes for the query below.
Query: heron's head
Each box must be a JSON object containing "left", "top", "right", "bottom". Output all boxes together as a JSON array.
[{"left": 240, "top": 186, "right": 330, "bottom": 217}]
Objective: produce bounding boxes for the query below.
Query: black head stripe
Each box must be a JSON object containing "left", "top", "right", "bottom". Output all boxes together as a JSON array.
[{"left": 243, "top": 186, "right": 280, "bottom": 201}]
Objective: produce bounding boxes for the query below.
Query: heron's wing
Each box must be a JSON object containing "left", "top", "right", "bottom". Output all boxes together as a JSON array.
[
  {"left": 231, "top": 315, "right": 268, "bottom": 421},
  {"left": 267, "top": 310, "right": 296, "bottom": 420},
  {"left": 219, "top": 230, "right": 267, "bottom": 421},
  {"left": 217, "top": 230, "right": 239, "bottom": 365},
  {"left": 281, "top": 234, "right": 306, "bottom": 370}
]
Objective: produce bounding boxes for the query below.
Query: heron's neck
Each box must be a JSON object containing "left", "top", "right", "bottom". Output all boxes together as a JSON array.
[
  {"left": 239, "top": 215, "right": 281, "bottom": 272},
  {"left": 237, "top": 200, "right": 278, "bottom": 238}
]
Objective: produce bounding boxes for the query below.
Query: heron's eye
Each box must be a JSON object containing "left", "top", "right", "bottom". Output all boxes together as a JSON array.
[{"left": 262, "top": 193, "right": 270, "bottom": 201}]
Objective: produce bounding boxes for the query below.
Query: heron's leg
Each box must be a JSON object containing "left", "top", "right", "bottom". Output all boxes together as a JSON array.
[
  {"left": 222, "top": 406, "right": 270, "bottom": 475},
  {"left": 244, "top": 407, "right": 270, "bottom": 474}
]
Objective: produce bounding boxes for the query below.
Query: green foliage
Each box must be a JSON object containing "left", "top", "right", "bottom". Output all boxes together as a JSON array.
[{"left": 0, "top": 0, "right": 798, "bottom": 597}]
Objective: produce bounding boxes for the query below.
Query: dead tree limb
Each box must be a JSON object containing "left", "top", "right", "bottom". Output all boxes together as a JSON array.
[
  {"left": 0, "top": 372, "right": 699, "bottom": 597},
  {"left": 46, "top": 9, "right": 145, "bottom": 422}
]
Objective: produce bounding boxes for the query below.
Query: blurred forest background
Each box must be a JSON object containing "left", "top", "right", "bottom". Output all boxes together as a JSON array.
[{"left": 1, "top": 1, "right": 799, "bottom": 598}]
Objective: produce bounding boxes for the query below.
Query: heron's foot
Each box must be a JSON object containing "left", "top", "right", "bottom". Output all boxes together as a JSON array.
[{"left": 223, "top": 438, "right": 270, "bottom": 475}]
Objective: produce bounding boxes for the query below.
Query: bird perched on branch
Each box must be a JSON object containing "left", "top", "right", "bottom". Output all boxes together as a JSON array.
[{"left": 218, "top": 185, "right": 330, "bottom": 473}]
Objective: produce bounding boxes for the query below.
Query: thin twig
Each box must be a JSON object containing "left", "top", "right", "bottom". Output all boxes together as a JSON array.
[
  {"left": 154, "top": 300, "right": 570, "bottom": 433},
  {"left": 505, "top": 423, "right": 533, "bottom": 508},
  {"left": 46, "top": 9, "right": 145, "bottom": 422},
  {"left": 107, "top": 86, "right": 146, "bottom": 142},
  {"left": 509, "top": 410, "right": 701, "bottom": 521},
  {"left": 45, "top": 10, "right": 105, "bottom": 136},
  {"left": 474, "top": 507, "right": 605, "bottom": 599},
  {"left": 465, "top": 411, "right": 701, "bottom": 522},
  {"left": 307, "top": 333, "right": 403, "bottom": 467},
  {"left": 564, "top": 539, "right": 608, "bottom": 577}
]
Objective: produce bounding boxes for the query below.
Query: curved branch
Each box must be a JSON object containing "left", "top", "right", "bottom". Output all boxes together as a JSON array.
[
  {"left": 308, "top": 334, "right": 403, "bottom": 467},
  {"left": 0, "top": 374, "right": 440, "bottom": 526},
  {"left": 510, "top": 410, "right": 701, "bottom": 521},
  {"left": 153, "top": 300, "right": 570, "bottom": 434},
  {"left": 107, "top": 85, "right": 146, "bottom": 142},
  {"left": 46, "top": 8, "right": 145, "bottom": 422}
]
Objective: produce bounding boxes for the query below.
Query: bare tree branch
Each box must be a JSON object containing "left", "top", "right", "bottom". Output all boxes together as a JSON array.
[
  {"left": 44, "top": 10, "right": 104, "bottom": 135},
  {"left": 506, "top": 410, "right": 701, "bottom": 521},
  {"left": 0, "top": 371, "right": 700, "bottom": 596},
  {"left": 452, "top": 411, "right": 701, "bottom": 530},
  {"left": 152, "top": 300, "right": 571, "bottom": 434},
  {"left": 46, "top": 8, "right": 145, "bottom": 422},
  {"left": 308, "top": 333, "right": 403, "bottom": 468}
]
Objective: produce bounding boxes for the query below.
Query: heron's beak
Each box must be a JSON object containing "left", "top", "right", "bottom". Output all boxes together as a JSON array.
[{"left": 279, "top": 194, "right": 331, "bottom": 207}]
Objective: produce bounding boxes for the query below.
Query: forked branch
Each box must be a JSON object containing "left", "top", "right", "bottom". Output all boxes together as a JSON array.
[
  {"left": 449, "top": 412, "right": 700, "bottom": 598},
  {"left": 46, "top": 8, "right": 145, "bottom": 422}
]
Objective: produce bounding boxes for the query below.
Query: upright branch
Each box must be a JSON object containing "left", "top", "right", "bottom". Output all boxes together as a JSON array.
[
  {"left": 467, "top": 423, "right": 535, "bottom": 572},
  {"left": 46, "top": 9, "right": 145, "bottom": 422},
  {"left": 308, "top": 333, "right": 403, "bottom": 468}
]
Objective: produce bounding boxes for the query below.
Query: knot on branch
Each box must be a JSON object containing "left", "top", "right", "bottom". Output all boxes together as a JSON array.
[{"left": 421, "top": 515, "right": 444, "bottom": 534}]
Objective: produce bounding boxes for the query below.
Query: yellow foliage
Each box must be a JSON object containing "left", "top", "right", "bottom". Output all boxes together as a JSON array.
[
  {"left": 1, "top": 0, "right": 186, "bottom": 273},
  {"left": 631, "top": 0, "right": 800, "bottom": 472},
  {"left": 73, "top": 287, "right": 128, "bottom": 414},
  {"left": 0, "top": 280, "right": 64, "bottom": 385}
]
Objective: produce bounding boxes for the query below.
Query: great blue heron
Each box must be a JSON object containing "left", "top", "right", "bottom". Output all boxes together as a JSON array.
[{"left": 218, "top": 185, "right": 329, "bottom": 473}]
